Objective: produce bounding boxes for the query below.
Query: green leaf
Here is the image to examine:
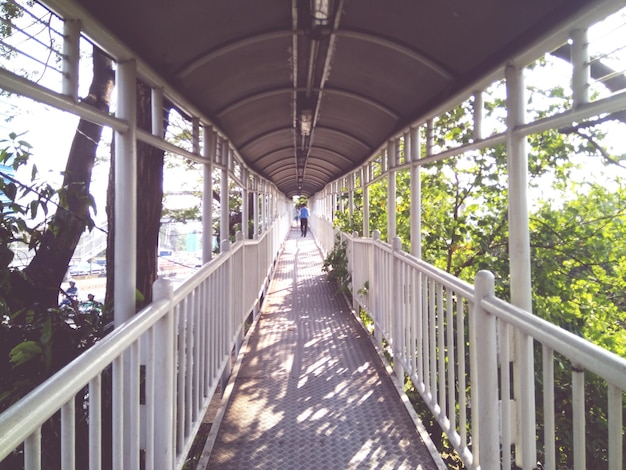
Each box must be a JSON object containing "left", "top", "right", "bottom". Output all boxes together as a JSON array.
[{"left": 9, "top": 341, "right": 43, "bottom": 367}]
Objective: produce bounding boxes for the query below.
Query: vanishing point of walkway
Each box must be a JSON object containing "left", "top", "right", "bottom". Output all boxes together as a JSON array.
[{"left": 201, "top": 228, "right": 443, "bottom": 469}]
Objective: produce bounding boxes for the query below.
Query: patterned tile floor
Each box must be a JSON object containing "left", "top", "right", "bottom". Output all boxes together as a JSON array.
[{"left": 201, "top": 228, "right": 443, "bottom": 469}]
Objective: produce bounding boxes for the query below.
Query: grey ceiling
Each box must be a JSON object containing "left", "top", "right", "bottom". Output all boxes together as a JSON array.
[{"left": 74, "top": 0, "right": 591, "bottom": 197}]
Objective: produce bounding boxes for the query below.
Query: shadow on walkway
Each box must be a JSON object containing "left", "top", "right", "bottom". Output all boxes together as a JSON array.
[{"left": 200, "top": 228, "right": 443, "bottom": 469}]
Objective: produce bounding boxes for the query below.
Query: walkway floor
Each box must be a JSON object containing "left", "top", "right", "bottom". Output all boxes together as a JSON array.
[{"left": 200, "top": 227, "right": 443, "bottom": 469}]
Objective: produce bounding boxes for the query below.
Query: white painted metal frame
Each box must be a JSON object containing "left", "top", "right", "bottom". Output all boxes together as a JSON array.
[
  {"left": 0, "top": 217, "right": 290, "bottom": 469},
  {"left": 0, "top": 1, "right": 291, "bottom": 468},
  {"left": 311, "top": 3, "right": 626, "bottom": 468},
  {"left": 315, "top": 225, "right": 626, "bottom": 470}
]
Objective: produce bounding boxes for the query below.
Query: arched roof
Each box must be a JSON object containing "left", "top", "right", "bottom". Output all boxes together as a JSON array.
[{"left": 73, "top": 0, "right": 599, "bottom": 197}]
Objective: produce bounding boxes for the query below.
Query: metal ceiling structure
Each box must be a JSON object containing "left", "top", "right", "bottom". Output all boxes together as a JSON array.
[{"left": 72, "top": 0, "right": 608, "bottom": 197}]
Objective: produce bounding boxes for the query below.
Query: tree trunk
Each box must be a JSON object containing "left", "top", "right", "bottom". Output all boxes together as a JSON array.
[
  {"left": 11, "top": 47, "right": 114, "bottom": 310},
  {"left": 105, "top": 81, "right": 170, "bottom": 311}
]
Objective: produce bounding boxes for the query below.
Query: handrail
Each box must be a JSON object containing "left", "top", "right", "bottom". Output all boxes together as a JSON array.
[
  {"left": 0, "top": 214, "right": 291, "bottom": 468},
  {"left": 318, "top": 218, "right": 626, "bottom": 470},
  {"left": 0, "top": 298, "right": 168, "bottom": 458},
  {"left": 483, "top": 294, "right": 626, "bottom": 390}
]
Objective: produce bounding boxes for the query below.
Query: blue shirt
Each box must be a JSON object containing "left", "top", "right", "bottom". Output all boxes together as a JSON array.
[{"left": 300, "top": 207, "right": 309, "bottom": 219}]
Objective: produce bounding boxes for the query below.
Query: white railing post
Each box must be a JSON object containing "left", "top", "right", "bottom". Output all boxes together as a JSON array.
[
  {"left": 392, "top": 236, "right": 404, "bottom": 382},
  {"left": 24, "top": 429, "right": 41, "bottom": 470},
  {"left": 372, "top": 230, "right": 382, "bottom": 349},
  {"left": 152, "top": 279, "right": 176, "bottom": 470},
  {"left": 472, "top": 270, "right": 499, "bottom": 469},
  {"left": 234, "top": 231, "right": 245, "bottom": 357},
  {"left": 113, "top": 58, "right": 138, "bottom": 470},
  {"left": 203, "top": 128, "right": 215, "bottom": 262},
  {"left": 62, "top": 19, "right": 80, "bottom": 101},
  {"left": 220, "top": 140, "right": 229, "bottom": 250},
  {"left": 505, "top": 62, "right": 536, "bottom": 468},
  {"left": 351, "top": 231, "right": 359, "bottom": 313},
  {"left": 221, "top": 240, "right": 233, "bottom": 390}
]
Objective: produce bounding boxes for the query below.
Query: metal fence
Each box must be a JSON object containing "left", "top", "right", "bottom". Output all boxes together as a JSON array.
[
  {"left": 313, "top": 222, "right": 626, "bottom": 470},
  {"left": 0, "top": 214, "right": 290, "bottom": 469}
]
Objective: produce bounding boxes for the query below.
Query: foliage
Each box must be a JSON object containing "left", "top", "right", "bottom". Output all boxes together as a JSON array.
[
  {"left": 330, "top": 66, "right": 626, "bottom": 467},
  {"left": 321, "top": 233, "right": 351, "bottom": 294},
  {"left": 333, "top": 205, "right": 363, "bottom": 236},
  {"left": 0, "top": 135, "right": 114, "bottom": 467},
  {"left": 530, "top": 182, "right": 626, "bottom": 356},
  {"left": 0, "top": 134, "right": 54, "bottom": 301}
]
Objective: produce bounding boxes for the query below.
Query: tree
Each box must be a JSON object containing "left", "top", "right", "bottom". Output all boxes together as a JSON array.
[
  {"left": 105, "top": 81, "right": 171, "bottom": 310},
  {"left": 10, "top": 46, "right": 114, "bottom": 310}
]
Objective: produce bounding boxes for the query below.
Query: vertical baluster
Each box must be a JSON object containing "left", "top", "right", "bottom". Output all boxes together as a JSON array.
[
  {"left": 186, "top": 294, "right": 194, "bottom": 438},
  {"left": 410, "top": 267, "right": 417, "bottom": 377},
  {"left": 416, "top": 270, "right": 424, "bottom": 393},
  {"left": 177, "top": 302, "right": 186, "bottom": 453},
  {"left": 89, "top": 375, "right": 102, "bottom": 470},
  {"left": 143, "top": 329, "right": 154, "bottom": 470},
  {"left": 456, "top": 297, "right": 467, "bottom": 450},
  {"left": 429, "top": 278, "right": 437, "bottom": 403},
  {"left": 422, "top": 275, "right": 430, "bottom": 398},
  {"left": 607, "top": 384, "right": 622, "bottom": 470},
  {"left": 571, "top": 364, "right": 586, "bottom": 469},
  {"left": 129, "top": 341, "right": 140, "bottom": 470},
  {"left": 112, "top": 355, "right": 124, "bottom": 470},
  {"left": 500, "top": 321, "right": 511, "bottom": 469},
  {"left": 542, "top": 346, "right": 555, "bottom": 470},
  {"left": 25, "top": 428, "right": 42, "bottom": 470},
  {"left": 437, "top": 283, "right": 446, "bottom": 416},
  {"left": 446, "top": 289, "right": 455, "bottom": 431}
]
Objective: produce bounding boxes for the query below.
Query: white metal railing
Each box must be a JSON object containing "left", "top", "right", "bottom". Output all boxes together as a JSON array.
[
  {"left": 315, "top": 220, "right": 626, "bottom": 470},
  {"left": 0, "top": 214, "right": 290, "bottom": 469}
]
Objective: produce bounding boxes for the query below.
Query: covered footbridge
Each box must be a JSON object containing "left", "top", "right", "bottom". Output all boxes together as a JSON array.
[{"left": 1, "top": 1, "right": 626, "bottom": 469}]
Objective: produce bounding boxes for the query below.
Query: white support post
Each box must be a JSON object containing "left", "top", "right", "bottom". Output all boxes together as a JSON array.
[
  {"left": 363, "top": 168, "right": 370, "bottom": 237},
  {"left": 259, "top": 187, "right": 267, "bottom": 235},
  {"left": 426, "top": 119, "right": 433, "bottom": 157},
  {"left": 203, "top": 128, "right": 215, "bottom": 262},
  {"left": 348, "top": 176, "right": 354, "bottom": 226},
  {"left": 387, "top": 140, "right": 397, "bottom": 241},
  {"left": 571, "top": 28, "right": 590, "bottom": 108},
  {"left": 410, "top": 126, "right": 421, "bottom": 259},
  {"left": 62, "top": 19, "right": 80, "bottom": 101},
  {"left": 114, "top": 59, "right": 137, "bottom": 325},
  {"left": 220, "top": 141, "right": 229, "bottom": 248},
  {"left": 242, "top": 170, "right": 249, "bottom": 239},
  {"left": 152, "top": 279, "right": 175, "bottom": 470},
  {"left": 151, "top": 88, "right": 163, "bottom": 137},
  {"left": 192, "top": 117, "right": 200, "bottom": 156},
  {"left": 114, "top": 58, "right": 138, "bottom": 470},
  {"left": 472, "top": 271, "right": 499, "bottom": 470},
  {"left": 253, "top": 184, "right": 259, "bottom": 240},
  {"left": 505, "top": 63, "right": 537, "bottom": 468},
  {"left": 339, "top": 179, "right": 345, "bottom": 213},
  {"left": 473, "top": 91, "right": 483, "bottom": 141},
  {"left": 403, "top": 130, "right": 410, "bottom": 164}
]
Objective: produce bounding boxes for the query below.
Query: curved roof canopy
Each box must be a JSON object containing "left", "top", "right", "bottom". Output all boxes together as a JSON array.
[{"left": 74, "top": 0, "right": 596, "bottom": 197}]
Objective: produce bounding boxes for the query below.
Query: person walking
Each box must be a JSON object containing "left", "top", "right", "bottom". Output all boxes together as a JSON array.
[{"left": 299, "top": 203, "right": 309, "bottom": 237}]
